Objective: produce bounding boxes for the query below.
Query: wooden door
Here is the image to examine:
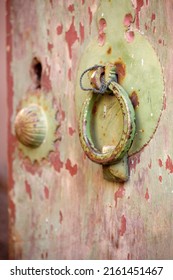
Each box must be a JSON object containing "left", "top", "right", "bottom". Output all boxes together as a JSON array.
[{"left": 7, "top": 0, "right": 173, "bottom": 259}]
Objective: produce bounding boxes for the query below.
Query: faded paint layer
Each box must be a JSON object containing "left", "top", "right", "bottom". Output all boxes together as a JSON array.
[{"left": 7, "top": 0, "right": 173, "bottom": 260}]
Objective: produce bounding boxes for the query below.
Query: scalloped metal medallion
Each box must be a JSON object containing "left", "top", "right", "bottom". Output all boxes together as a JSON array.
[{"left": 14, "top": 91, "right": 58, "bottom": 162}]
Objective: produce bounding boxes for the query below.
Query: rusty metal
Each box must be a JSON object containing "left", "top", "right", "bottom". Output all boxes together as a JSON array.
[
  {"left": 103, "top": 155, "right": 129, "bottom": 182},
  {"left": 7, "top": 0, "right": 173, "bottom": 260},
  {"left": 79, "top": 64, "right": 136, "bottom": 162},
  {"left": 15, "top": 104, "right": 47, "bottom": 148},
  {"left": 75, "top": 1, "right": 164, "bottom": 157},
  {"left": 78, "top": 64, "right": 136, "bottom": 181},
  {"left": 14, "top": 91, "right": 58, "bottom": 162},
  {"left": 89, "top": 66, "right": 105, "bottom": 91}
]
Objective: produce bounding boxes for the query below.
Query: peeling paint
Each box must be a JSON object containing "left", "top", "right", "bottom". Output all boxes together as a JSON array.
[
  {"left": 88, "top": 6, "right": 92, "bottom": 26},
  {"left": 145, "top": 188, "right": 149, "bottom": 200},
  {"left": 49, "top": 151, "right": 63, "bottom": 173},
  {"left": 58, "top": 105, "right": 66, "bottom": 121},
  {"left": 125, "top": 30, "right": 135, "bottom": 43},
  {"left": 98, "top": 18, "right": 106, "bottom": 46},
  {"left": 65, "top": 159, "right": 78, "bottom": 176},
  {"left": 41, "top": 64, "right": 52, "bottom": 91},
  {"left": 123, "top": 13, "right": 133, "bottom": 27},
  {"left": 69, "top": 127, "right": 76, "bottom": 136},
  {"left": 44, "top": 186, "right": 49, "bottom": 199},
  {"left": 8, "top": 0, "right": 173, "bottom": 260},
  {"left": 159, "top": 176, "right": 162, "bottom": 183},
  {"left": 47, "top": 42, "right": 53, "bottom": 51},
  {"left": 80, "top": 22, "right": 85, "bottom": 43},
  {"left": 65, "top": 16, "right": 79, "bottom": 59},
  {"left": 25, "top": 180, "right": 32, "bottom": 199},
  {"left": 68, "top": 4, "right": 74, "bottom": 13},
  {"left": 165, "top": 155, "right": 173, "bottom": 174},
  {"left": 119, "top": 215, "right": 126, "bottom": 236},
  {"left": 129, "top": 153, "right": 141, "bottom": 172},
  {"left": 59, "top": 210, "right": 63, "bottom": 224},
  {"left": 153, "top": 26, "right": 156, "bottom": 33},
  {"left": 22, "top": 158, "right": 42, "bottom": 176},
  {"left": 68, "top": 68, "right": 72, "bottom": 81},
  {"left": 151, "top": 13, "right": 156, "bottom": 23},
  {"left": 158, "top": 159, "right": 163, "bottom": 167},
  {"left": 114, "top": 186, "right": 125, "bottom": 207},
  {"left": 56, "top": 24, "right": 63, "bottom": 35},
  {"left": 132, "top": 0, "right": 144, "bottom": 29}
]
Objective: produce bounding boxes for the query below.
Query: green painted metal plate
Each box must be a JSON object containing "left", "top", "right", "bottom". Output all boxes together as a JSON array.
[{"left": 76, "top": 0, "right": 164, "bottom": 156}]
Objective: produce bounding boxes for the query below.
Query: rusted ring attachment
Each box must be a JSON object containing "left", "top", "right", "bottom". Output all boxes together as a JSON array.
[{"left": 79, "top": 80, "right": 136, "bottom": 165}]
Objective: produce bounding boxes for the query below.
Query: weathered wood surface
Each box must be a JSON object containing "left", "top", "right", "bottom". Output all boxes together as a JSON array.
[{"left": 8, "top": 0, "right": 173, "bottom": 259}]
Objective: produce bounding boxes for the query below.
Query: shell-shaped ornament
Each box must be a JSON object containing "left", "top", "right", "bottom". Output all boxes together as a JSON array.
[
  {"left": 15, "top": 104, "right": 47, "bottom": 148},
  {"left": 14, "top": 92, "right": 58, "bottom": 162}
]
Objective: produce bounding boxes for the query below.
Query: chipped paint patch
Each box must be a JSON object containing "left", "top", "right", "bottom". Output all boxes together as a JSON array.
[
  {"left": 44, "top": 186, "right": 49, "bottom": 199},
  {"left": 8, "top": 0, "right": 172, "bottom": 260},
  {"left": 68, "top": 68, "right": 72, "bottom": 81},
  {"left": 23, "top": 158, "right": 42, "bottom": 176},
  {"left": 65, "top": 159, "right": 78, "bottom": 176},
  {"left": 151, "top": 13, "right": 156, "bottom": 23},
  {"left": 165, "top": 155, "right": 173, "bottom": 174},
  {"left": 123, "top": 13, "right": 133, "bottom": 27},
  {"left": 48, "top": 42, "right": 53, "bottom": 52},
  {"left": 41, "top": 64, "right": 52, "bottom": 91},
  {"left": 129, "top": 153, "right": 141, "bottom": 172},
  {"left": 159, "top": 176, "right": 162, "bottom": 183},
  {"left": 145, "top": 188, "right": 149, "bottom": 200},
  {"left": 125, "top": 30, "right": 135, "bottom": 43},
  {"left": 69, "top": 127, "right": 76, "bottom": 136},
  {"left": 80, "top": 22, "right": 85, "bottom": 43},
  {"left": 131, "top": 0, "right": 144, "bottom": 29},
  {"left": 68, "top": 4, "right": 74, "bottom": 13},
  {"left": 65, "top": 16, "right": 79, "bottom": 59},
  {"left": 114, "top": 186, "right": 125, "bottom": 207},
  {"left": 98, "top": 18, "right": 106, "bottom": 46},
  {"left": 49, "top": 151, "right": 63, "bottom": 173},
  {"left": 56, "top": 24, "right": 63, "bottom": 35},
  {"left": 119, "top": 215, "right": 126, "bottom": 236},
  {"left": 88, "top": 6, "right": 92, "bottom": 26},
  {"left": 158, "top": 159, "right": 163, "bottom": 167},
  {"left": 25, "top": 180, "right": 32, "bottom": 199},
  {"left": 59, "top": 210, "right": 63, "bottom": 224}
]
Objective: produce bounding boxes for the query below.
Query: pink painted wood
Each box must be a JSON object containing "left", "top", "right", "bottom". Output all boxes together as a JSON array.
[{"left": 7, "top": 0, "right": 173, "bottom": 259}]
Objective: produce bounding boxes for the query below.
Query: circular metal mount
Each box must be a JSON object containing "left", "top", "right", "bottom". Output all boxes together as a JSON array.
[
  {"left": 79, "top": 81, "right": 136, "bottom": 164},
  {"left": 75, "top": 7, "right": 164, "bottom": 156},
  {"left": 15, "top": 104, "right": 47, "bottom": 148},
  {"left": 14, "top": 91, "right": 58, "bottom": 162}
]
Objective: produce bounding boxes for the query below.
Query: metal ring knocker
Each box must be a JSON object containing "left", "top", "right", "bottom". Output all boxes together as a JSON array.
[{"left": 79, "top": 64, "right": 136, "bottom": 165}]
